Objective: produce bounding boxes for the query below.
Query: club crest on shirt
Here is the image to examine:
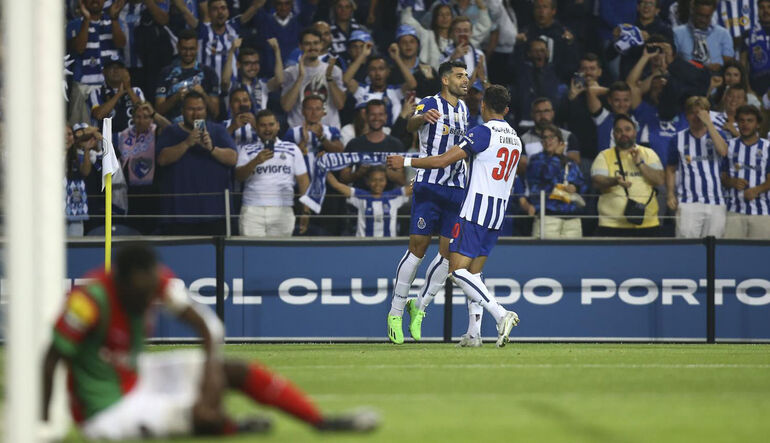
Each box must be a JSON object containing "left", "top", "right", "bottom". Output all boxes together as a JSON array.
[
  {"left": 442, "top": 124, "right": 450, "bottom": 135},
  {"left": 417, "top": 217, "right": 426, "bottom": 229}
]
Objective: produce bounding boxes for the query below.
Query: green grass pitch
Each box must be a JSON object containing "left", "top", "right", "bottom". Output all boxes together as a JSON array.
[{"left": 8, "top": 343, "right": 770, "bottom": 442}]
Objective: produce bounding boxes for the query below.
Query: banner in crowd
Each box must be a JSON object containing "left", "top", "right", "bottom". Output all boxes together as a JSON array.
[{"left": 55, "top": 239, "right": 770, "bottom": 342}]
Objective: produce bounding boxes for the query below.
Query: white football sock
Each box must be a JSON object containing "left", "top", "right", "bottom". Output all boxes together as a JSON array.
[
  {"left": 416, "top": 253, "right": 449, "bottom": 312},
  {"left": 388, "top": 251, "right": 423, "bottom": 317},
  {"left": 451, "top": 268, "right": 506, "bottom": 323},
  {"left": 467, "top": 298, "right": 484, "bottom": 338}
]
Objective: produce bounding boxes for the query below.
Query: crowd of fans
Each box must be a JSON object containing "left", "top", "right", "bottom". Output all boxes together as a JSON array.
[{"left": 63, "top": 0, "right": 770, "bottom": 239}]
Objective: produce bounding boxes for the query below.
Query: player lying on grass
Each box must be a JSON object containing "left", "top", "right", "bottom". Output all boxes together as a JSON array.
[
  {"left": 42, "top": 245, "right": 379, "bottom": 440},
  {"left": 387, "top": 84, "right": 521, "bottom": 347}
]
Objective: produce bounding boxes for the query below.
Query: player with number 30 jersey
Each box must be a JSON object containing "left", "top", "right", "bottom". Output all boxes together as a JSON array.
[{"left": 388, "top": 85, "right": 522, "bottom": 347}]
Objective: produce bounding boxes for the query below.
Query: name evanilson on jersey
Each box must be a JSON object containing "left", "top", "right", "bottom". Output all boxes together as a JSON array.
[{"left": 254, "top": 165, "right": 293, "bottom": 175}]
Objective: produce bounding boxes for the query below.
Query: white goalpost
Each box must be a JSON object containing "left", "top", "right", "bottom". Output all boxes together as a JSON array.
[{"left": 3, "top": 0, "right": 67, "bottom": 441}]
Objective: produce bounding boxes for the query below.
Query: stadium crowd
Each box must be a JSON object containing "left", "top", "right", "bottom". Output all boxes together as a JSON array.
[{"left": 63, "top": 0, "right": 770, "bottom": 238}]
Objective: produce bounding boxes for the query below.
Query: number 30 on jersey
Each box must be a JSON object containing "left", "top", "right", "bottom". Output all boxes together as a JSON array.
[{"left": 492, "top": 147, "right": 519, "bottom": 181}]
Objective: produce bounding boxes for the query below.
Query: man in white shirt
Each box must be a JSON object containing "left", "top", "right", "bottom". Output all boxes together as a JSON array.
[
  {"left": 280, "top": 28, "right": 347, "bottom": 128},
  {"left": 235, "top": 109, "right": 311, "bottom": 237}
]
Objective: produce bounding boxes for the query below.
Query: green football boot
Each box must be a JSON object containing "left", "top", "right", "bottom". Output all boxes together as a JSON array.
[
  {"left": 406, "top": 299, "right": 426, "bottom": 341},
  {"left": 387, "top": 315, "right": 404, "bottom": 344}
]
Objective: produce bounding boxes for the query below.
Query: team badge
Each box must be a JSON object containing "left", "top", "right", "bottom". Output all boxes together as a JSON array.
[
  {"left": 280, "top": 153, "right": 286, "bottom": 160},
  {"left": 417, "top": 217, "right": 426, "bottom": 230}
]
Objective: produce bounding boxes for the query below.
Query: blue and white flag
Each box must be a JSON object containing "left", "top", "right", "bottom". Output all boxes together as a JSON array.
[
  {"left": 614, "top": 24, "right": 645, "bottom": 54},
  {"left": 300, "top": 152, "right": 420, "bottom": 213}
]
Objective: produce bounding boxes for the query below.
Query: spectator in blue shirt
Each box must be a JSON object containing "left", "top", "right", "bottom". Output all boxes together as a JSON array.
[
  {"left": 673, "top": 0, "right": 735, "bottom": 72},
  {"left": 326, "top": 167, "right": 412, "bottom": 237},
  {"left": 527, "top": 124, "right": 587, "bottom": 238},
  {"left": 156, "top": 91, "right": 237, "bottom": 235},
  {"left": 66, "top": 0, "right": 127, "bottom": 124},
  {"left": 252, "top": 0, "right": 319, "bottom": 77}
]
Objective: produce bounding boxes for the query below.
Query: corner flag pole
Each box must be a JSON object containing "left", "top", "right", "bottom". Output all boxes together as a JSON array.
[{"left": 101, "top": 117, "right": 119, "bottom": 271}]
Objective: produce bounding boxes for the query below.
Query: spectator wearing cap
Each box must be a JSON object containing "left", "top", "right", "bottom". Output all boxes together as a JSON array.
[
  {"left": 251, "top": 0, "right": 319, "bottom": 77},
  {"left": 388, "top": 24, "right": 441, "bottom": 99},
  {"left": 155, "top": 29, "right": 221, "bottom": 122},
  {"left": 515, "top": 0, "right": 580, "bottom": 84},
  {"left": 343, "top": 43, "right": 417, "bottom": 127},
  {"left": 221, "top": 40, "right": 284, "bottom": 116},
  {"left": 330, "top": 0, "right": 367, "bottom": 57},
  {"left": 439, "top": 16, "right": 488, "bottom": 83},
  {"left": 156, "top": 91, "right": 238, "bottom": 235},
  {"left": 281, "top": 28, "right": 347, "bottom": 128},
  {"left": 486, "top": 0, "right": 519, "bottom": 85},
  {"left": 171, "top": 0, "right": 263, "bottom": 88},
  {"left": 400, "top": 2, "right": 454, "bottom": 70},
  {"left": 527, "top": 123, "right": 587, "bottom": 238},
  {"left": 89, "top": 55, "right": 146, "bottom": 139},
  {"left": 344, "top": 30, "right": 375, "bottom": 84},
  {"left": 511, "top": 38, "right": 561, "bottom": 132},
  {"left": 66, "top": 0, "right": 127, "bottom": 124}
]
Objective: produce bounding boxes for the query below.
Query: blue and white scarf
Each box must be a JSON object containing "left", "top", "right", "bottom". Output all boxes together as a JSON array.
[
  {"left": 614, "top": 24, "right": 644, "bottom": 54},
  {"left": 300, "top": 152, "right": 419, "bottom": 213}
]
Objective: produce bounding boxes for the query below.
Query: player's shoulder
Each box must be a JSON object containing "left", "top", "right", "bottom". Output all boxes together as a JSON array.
[{"left": 415, "top": 94, "right": 440, "bottom": 113}]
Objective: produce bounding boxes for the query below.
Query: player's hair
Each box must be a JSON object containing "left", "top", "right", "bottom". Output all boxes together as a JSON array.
[
  {"left": 736, "top": 104, "right": 763, "bottom": 123},
  {"left": 182, "top": 90, "right": 206, "bottom": 106},
  {"left": 613, "top": 113, "right": 636, "bottom": 130},
  {"left": 438, "top": 59, "right": 467, "bottom": 79},
  {"left": 114, "top": 245, "right": 158, "bottom": 284},
  {"left": 449, "top": 16, "right": 472, "bottom": 35},
  {"left": 299, "top": 27, "right": 322, "bottom": 44},
  {"left": 228, "top": 87, "right": 250, "bottom": 103},
  {"left": 531, "top": 97, "right": 553, "bottom": 111},
  {"left": 482, "top": 84, "right": 510, "bottom": 114},
  {"left": 237, "top": 47, "right": 260, "bottom": 63},
  {"left": 177, "top": 28, "right": 197, "bottom": 43},
  {"left": 541, "top": 123, "right": 564, "bottom": 142},
  {"left": 365, "top": 98, "right": 386, "bottom": 112},
  {"left": 609, "top": 81, "right": 632, "bottom": 96},
  {"left": 256, "top": 109, "right": 277, "bottom": 122},
  {"left": 302, "top": 94, "right": 325, "bottom": 108},
  {"left": 684, "top": 96, "right": 711, "bottom": 113}
]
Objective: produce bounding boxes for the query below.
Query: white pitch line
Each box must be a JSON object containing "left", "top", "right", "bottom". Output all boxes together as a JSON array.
[{"left": 271, "top": 363, "right": 770, "bottom": 370}]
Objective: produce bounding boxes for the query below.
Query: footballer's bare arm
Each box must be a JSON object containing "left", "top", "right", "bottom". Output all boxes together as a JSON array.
[{"left": 387, "top": 145, "right": 467, "bottom": 170}]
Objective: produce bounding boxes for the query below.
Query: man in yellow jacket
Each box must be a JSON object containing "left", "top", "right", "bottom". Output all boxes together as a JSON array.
[{"left": 591, "top": 114, "right": 665, "bottom": 236}]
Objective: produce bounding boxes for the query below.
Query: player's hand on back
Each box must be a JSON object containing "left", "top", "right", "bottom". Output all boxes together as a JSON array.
[{"left": 387, "top": 155, "right": 405, "bottom": 169}]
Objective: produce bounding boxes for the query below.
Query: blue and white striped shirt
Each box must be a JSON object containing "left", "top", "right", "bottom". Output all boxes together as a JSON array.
[
  {"left": 457, "top": 119, "right": 522, "bottom": 229},
  {"left": 667, "top": 129, "right": 726, "bottom": 205},
  {"left": 348, "top": 187, "right": 409, "bottom": 237},
  {"left": 197, "top": 18, "right": 241, "bottom": 87},
  {"left": 723, "top": 137, "right": 770, "bottom": 214},
  {"left": 66, "top": 13, "right": 122, "bottom": 85},
  {"left": 284, "top": 125, "right": 342, "bottom": 180},
  {"left": 118, "top": 1, "right": 170, "bottom": 68},
  {"left": 228, "top": 76, "right": 269, "bottom": 114},
  {"left": 223, "top": 120, "right": 258, "bottom": 146},
  {"left": 414, "top": 93, "right": 469, "bottom": 188},
  {"left": 717, "top": 0, "right": 757, "bottom": 39}
]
